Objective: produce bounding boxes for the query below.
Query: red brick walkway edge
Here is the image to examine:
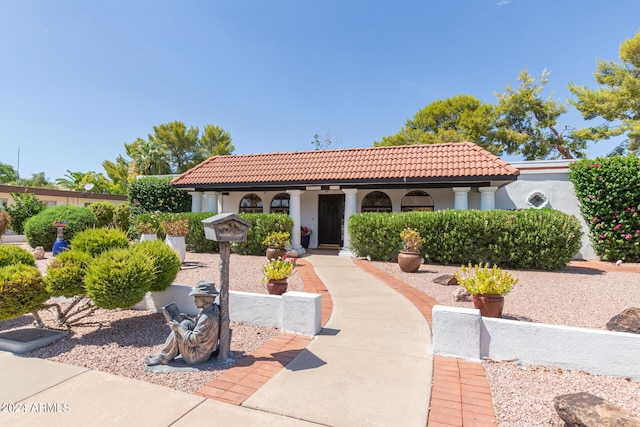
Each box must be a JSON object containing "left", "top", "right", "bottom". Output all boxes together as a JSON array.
[
  {"left": 353, "top": 259, "right": 498, "bottom": 426},
  {"left": 195, "top": 258, "right": 330, "bottom": 405}
]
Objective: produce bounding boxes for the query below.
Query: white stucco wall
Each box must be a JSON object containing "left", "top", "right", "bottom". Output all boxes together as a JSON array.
[{"left": 497, "top": 161, "right": 596, "bottom": 260}]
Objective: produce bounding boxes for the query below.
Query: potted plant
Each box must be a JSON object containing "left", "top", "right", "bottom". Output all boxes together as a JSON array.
[
  {"left": 454, "top": 263, "right": 519, "bottom": 318},
  {"left": 397, "top": 228, "right": 424, "bottom": 273},
  {"left": 136, "top": 220, "right": 157, "bottom": 241},
  {"left": 161, "top": 216, "right": 190, "bottom": 263},
  {"left": 262, "top": 256, "right": 296, "bottom": 295},
  {"left": 300, "top": 226, "right": 312, "bottom": 249},
  {"left": 263, "top": 231, "right": 291, "bottom": 260}
]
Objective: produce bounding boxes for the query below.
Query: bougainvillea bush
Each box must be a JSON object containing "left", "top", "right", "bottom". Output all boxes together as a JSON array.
[{"left": 569, "top": 155, "right": 640, "bottom": 261}]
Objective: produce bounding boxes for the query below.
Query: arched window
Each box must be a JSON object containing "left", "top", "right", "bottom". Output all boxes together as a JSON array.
[
  {"left": 362, "top": 191, "right": 392, "bottom": 213},
  {"left": 401, "top": 190, "right": 434, "bottom": 212},
  {"left": 270, "top": 193, "right": 290, "bottom": 214},
  {"left": 239, "top": 194, "right": 263, "bottom": 213}
]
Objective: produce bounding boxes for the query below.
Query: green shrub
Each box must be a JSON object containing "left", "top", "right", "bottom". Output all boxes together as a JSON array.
[
  {"left": 43, "top": 249, "right": 93, "bottom": 297},
  {"left": 113, "top": 202, "right": 132, "bottom": 234},
  {"left": 88, "top": 202, "right": 115, "bottom": 228},
  {"left": 1, "top": 192, "right": 47, "bottom": 234},
  {"left": 454, "top": 263, "right": 518, "bottom": 296},
  {"left": 71, "top": 227, "right": 129, "bottom": 256},
  {"left": 132, "top": 240, "right": 181, "bottom": 292},
  {"left": 349, "top": 209, "right": 582, "bottom": 270},
  {"left": 24, "top": 205, "right": 98, "bottom": 251},
  {"left": 231, "top": 213, "right": 292, "bottom": 255},
  {"left": 569, "top": 155, "right": 640, "bottom": 261},
  {"left": 128, "top": 177, "right": 191, "bottom": 215},
  {"left": 0, "top": 264, "right": 49, "bottom": 321},
  {"left": 84, "top": 248, "right": 154, "bottom": 309},
  {"left": 0, "top": 245, "right": 36, "bottom": 267},
  {"left": 183, "top": 212, "right": 219, "bottom": 253}
]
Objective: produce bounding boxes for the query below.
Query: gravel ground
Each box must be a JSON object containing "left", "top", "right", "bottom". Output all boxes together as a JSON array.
[
  {"left": 2, "top": 246, "right": 639, "bottom": 425},
  {"left": 0, "top": 249, "right": 304, "bottom": 394},
  {"left": 371, "top": 260, "right": 640, "bottom": 426}
]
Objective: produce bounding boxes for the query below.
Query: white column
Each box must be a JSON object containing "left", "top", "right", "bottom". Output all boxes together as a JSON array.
[
  {"left": 204, "top": 191, "right": 219, "bottom": 213},
  {"left": 479, "top": 186, "right": 498, "bottom": 210},
  {"left": 339, "top": 188, "right": 358, "bottom": 257},
  {"left": 453, "top": 187, "right": 471, "bottom": 210},
  {"left": 188, "top": 191, "right": 202, "bottom": 213},
  {"left": 287, "top": 189, "right": 304, "bottom": 254}
]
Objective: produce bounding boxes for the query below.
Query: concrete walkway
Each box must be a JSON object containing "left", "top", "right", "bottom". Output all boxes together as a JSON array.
[{"left": 0, "top": 255, "right": 433, "bottom": 427}]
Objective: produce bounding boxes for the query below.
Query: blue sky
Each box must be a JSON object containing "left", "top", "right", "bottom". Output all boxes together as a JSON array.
[{"left": 1, "top": 1, "right": 639, "bottom": 182}]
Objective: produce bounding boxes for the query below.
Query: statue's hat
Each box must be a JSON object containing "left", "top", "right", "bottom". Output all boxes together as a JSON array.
[{"left": 188, "top": 281, "right": 219, "bottom": 297}]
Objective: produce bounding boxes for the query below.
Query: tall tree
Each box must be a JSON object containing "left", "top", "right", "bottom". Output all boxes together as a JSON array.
[
  {"left": 0, "top": 162, "right": 18, "bottom": 184},
  {"left": 125, "top": 138, "right": 171, "bottom": 176},
  {"left": 194, "top": 124, "right": 234, "bottom": 165},
  {"left": 55, "top": 170, "right": 87, "bottom": 191},
  {"left": 151, "top": 121, "right": 199, "bottom": 173},
  {"left": 569, "top": 31, "right": 640, "bottom": 154},
  {"left": 17, "top": 172, "right": 55, "bottom": 189},
  {"left": 495, "top": 69, "right": 589, "bottom": 160},
  {"left": 102, "top": 155, "right": 132, "bottom": 193},
  {"left": 375, "top": 95, "right": 503, "bottom": 155}
]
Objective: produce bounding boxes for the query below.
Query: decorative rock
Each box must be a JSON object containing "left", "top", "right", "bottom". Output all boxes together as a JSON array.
[
  {"left": 453, "top": 287, "right": 472, "bottom": 302},
  {"left": 286, "top": 250, "right": 300, "bottom": 258},
  {"left": 606, "top": 307, "right": 640, "bottom": 334},
  {"left": 434, "top": 274, "right": 458, "bottom": 286},
  {"left": 554, "top": 392, "right": 640, "bottom": 427},
  {"left": 32, "top": 246, "right": 45, "bottom": 260}
]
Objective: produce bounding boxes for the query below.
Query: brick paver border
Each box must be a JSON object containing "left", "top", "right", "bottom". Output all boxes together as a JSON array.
[{"left": 195, "top": 258, "right": 330, "bottom": 405}]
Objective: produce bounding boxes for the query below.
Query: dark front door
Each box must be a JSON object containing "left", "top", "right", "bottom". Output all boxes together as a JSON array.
[{"left": 318, "top": 194, "right": 344, "bottom": 246}]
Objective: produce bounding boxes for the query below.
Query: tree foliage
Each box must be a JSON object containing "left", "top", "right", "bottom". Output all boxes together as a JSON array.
[
  {"left": 123, "top": 120, "right": 234, "bottom": 175},
  {"left": 375, "top": 95, "right": 503, "bottom": 155},
  {"left": 0, "top": 162, "right": 18, "bottom": 184},
  {"left": 1, "top": 191, "right": 47, "bottom": 234},
  {"left": 569, "top": 31, "right": 640, "bottom": 154}
]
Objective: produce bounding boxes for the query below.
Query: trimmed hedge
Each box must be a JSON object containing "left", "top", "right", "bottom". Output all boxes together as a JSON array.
[
  {"left": 569, "top": 155, "right": 640, "bottom": 261},
  {"left": 71, "top": 227, "right": 130, "bottom": 257},
  {"left": 44, "top": 249, "right": 93, "bottom": 297},
  {"left": 0, "top": 264, "right": 48, "bottom": 321},
  {"left": 349, "top": 209, "right": 582, "bottom": 270},
  {"left": 128, "top": 177, "right": 191, "bottom": 215},
  {"left": 231, "top": 213, "right": 293, "bottom": 255},
  {"left": 84, "top": 248, "right": 155, "bottom": 309},
  {"left": 131, "top": 240, "right": 181, "bottom": 292},
  {"left": 24, "top": 205, "right": 98, "bottom": 251},
  {"left": 132, "top": 212, "right": 220, "bottom": 252},
  {"left": 0, "top": 245, "right": 36, "bottom": 267},
  {"left": 113, "top": 202, "right": 132, "bottom": 234},
  {"left": 88, "top": 202, "right": 115, "bottom": 228}
]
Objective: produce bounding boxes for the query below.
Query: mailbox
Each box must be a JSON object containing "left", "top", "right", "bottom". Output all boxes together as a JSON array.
[{"left": 202, "top": 213, "right": 250, "bottom": 242}]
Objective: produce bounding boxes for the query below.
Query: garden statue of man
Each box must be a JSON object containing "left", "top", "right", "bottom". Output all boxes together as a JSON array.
[{"left": 145, "top": 281, "right": 220, "bottom": 366}]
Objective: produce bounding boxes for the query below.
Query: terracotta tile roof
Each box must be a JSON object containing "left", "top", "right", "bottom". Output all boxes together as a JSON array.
[{"left": 171, "top": 142, "right": 519, "bottom": 188}]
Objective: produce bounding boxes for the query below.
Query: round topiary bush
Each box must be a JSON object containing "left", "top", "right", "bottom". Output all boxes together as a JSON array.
[
  {"left": 84, "top": 248, "right": 154, "bottom": 309},
  {"left": 24, "top": 205, "right": 99, "bottom": 251},
  {"left": 0, "top": 245, "right": 36, "bottom": 267},
  {"left": 88, "top": 202, "right": 115, "bottom": 228},
  {"left": 113, "top": 203, "right": 132, "bottom": 234},
  {"left": 71, "top": 227, "right": 129, "bottom": 257},
  {"left": 0, "top": 264, "right": 49, "bottom": 321},
  {"left": 131, "top": 240, "right": 181, "bottom": 292},
  {"left": 44, "top": 249, "right": 93, "bottom": 297}
]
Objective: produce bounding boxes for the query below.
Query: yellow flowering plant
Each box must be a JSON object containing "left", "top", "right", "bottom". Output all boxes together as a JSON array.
[
  {"left": 262, "top": 256, "right": 296, "bottom": 282},
  {"left": 454, "top": 263, "right": 518, "bottom": 296}
]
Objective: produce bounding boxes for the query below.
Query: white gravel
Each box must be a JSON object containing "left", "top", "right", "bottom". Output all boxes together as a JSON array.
[
  {"left": 2, "top": 246, "right": 639, "bottom": 425},
  {"left": 371, "top": 260, "right": 640, "bottom": 426}
]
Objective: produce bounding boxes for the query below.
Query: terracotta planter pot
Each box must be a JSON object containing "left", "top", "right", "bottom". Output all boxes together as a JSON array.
[
  {"left": 472, "top": 293, "right": 505, "bottom": 318},
  {"left": 266, "top": 279, "right": 288, "bottom": 295},
  {"left": 266, "top": 247, "right": 287, "bottom": 260},
  {"left": 397, "top": 250, "right": 422, "bottom": 273}
]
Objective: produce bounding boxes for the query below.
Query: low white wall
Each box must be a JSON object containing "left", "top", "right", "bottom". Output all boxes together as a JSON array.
[
  {"left": 432, "top": 305, "right": 640, "bottom": 381},
  {"left": 137, "top": 284, "right": 322, "bottom": 336}
]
